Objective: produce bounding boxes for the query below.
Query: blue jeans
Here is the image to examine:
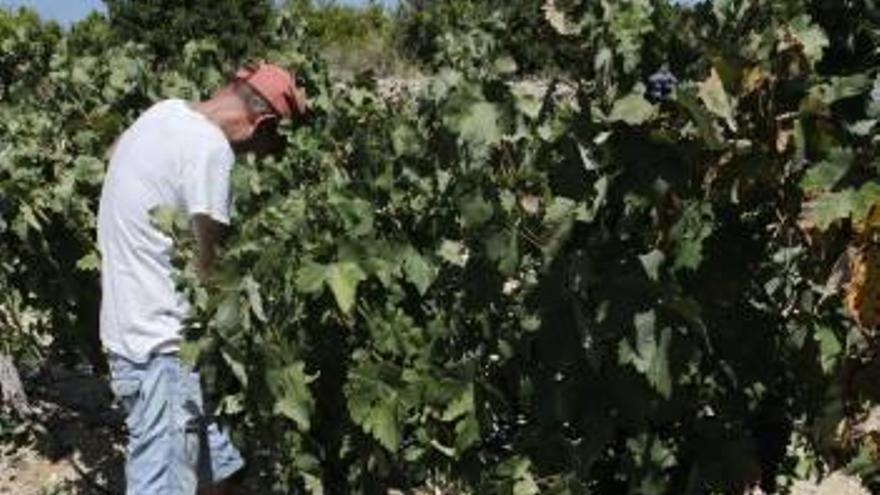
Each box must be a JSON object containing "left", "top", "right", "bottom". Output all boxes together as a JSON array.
[{"left": 108, "top": 354, "right": 244, "bottom": 495}]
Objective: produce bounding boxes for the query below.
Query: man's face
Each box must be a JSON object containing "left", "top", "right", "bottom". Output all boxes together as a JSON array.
[
  {"left": 211, "top": 83, "right": 274, "bottom": 144},
  {"left": 228, "top": 84, "right": 285, "bottom": 154}
]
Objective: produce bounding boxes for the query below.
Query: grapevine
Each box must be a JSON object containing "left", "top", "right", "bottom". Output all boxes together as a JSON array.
[{"left": 1, "top": 1, "right": 880, "bottom": 493}]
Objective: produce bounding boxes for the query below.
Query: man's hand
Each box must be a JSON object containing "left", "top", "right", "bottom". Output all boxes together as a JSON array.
[{"left": 192, "top": 214, "right": 227, "bottom": 279}]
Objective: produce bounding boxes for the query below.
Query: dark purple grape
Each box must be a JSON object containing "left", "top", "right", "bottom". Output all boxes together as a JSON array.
[{"left": 646, "top": 69, "right": 678, "bottom": 103}]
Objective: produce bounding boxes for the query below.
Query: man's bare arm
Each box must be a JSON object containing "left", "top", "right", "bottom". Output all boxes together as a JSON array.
[{"left": 192, "top": 214, "right": 227, "bottom": 279}]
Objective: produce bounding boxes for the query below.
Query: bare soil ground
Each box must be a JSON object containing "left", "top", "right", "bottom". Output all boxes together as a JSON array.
[
  {"left": 0, "top": 363, "right": 284, "bottom": 495},
  {"left": 0, "top": 364, "right": 125, "bottom": 494},
  {"left": 0, "top": 363, "right": 448, "bottom": 495}
]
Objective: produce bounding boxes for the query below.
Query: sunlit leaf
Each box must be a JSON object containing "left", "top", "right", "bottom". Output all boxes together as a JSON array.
[
  {"left": 326, "top": 262, "right": 367, "bottom": 314},
  {"left": 800, "top": 148, "right": 853, "bottom": 194},
  {"left": 669, "top": 201, "right": 714, "bottom": 272},
  {"left": 698, "top": 68, "right": 736, "bottom": 131},
  {"left": 608, "top": 93, "right": 657, "bottom": 126},
  {"left": 402, "top": 248, "right": 437, "bottom": 295},
  {"left": 268, "top": 362, "right": 316, "bottom": 431}
]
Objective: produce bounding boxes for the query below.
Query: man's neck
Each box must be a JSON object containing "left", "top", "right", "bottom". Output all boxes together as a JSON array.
[{"left": 191, "top": 100, "right": 237, "bottom": 142}]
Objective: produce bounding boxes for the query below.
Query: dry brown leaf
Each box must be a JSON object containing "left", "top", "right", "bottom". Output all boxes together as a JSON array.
[
  {"left": 852, "top": 406, "right": 880, "bottom": 437},
  {"left": 854, "top": 204, "right": 880, "bottom": 236},
  {"left": 844, "top": 244, "right": 880, "bottom": 331},
  {"left": 742, "top": 66, "right": 769, "bottom": 94},
  {"left": 821, "top": 246, "right": 855, "bottom": 303}
]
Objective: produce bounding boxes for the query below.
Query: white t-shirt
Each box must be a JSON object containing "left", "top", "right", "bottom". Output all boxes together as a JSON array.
[{"left": 97, "top": 99, "right": 234, "bottom": 363}]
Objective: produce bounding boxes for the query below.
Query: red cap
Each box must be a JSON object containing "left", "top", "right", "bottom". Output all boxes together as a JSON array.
[{"left": 235, "top": 62, "right": 307, "bottom": 119}]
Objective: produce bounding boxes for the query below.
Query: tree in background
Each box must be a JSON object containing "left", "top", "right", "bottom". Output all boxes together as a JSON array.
[
  {"left": 104, "top": 0, "right": 401, "bottom": 77},
  {"left": 392, "top": 0, "right": 589, "bottom": 74},
  {"left": 104, "top": 0, "right": 274, "bottom": 63},
  {"left": 67, "top": 11, "right": 115, "bottom": 57},
  {"left": 283, "top": 0, "right": 402, "bottom": 78},
  {"left": 0, "top": 8, "right": 60, "bottom": 99},
  {"left": 287, "top": 0, "right": 390, "bottom": 46},
  {"left": 393, "top": 0, "right": 487, "bottom": 63}
]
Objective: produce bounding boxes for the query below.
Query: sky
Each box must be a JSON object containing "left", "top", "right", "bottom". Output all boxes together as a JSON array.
[
  {"left": 0, "top": 0, "right": 106, "bottom": 24},
  {"left": 0, "top": 0, "right": 398, "bottom": 25},
  {"left": 0, "top": 0, "right": 700, "bottom": 26}
]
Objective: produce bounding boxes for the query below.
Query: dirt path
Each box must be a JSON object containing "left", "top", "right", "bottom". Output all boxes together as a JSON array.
[{"left": 0, "top": 364, "right": 126, "bottom": 494}]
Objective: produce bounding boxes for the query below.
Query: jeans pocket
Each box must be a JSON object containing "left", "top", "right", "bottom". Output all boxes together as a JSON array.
[
  {"left": 110, "top": 375, "right": 141, "bottom": 432},
  {"left": 174, "top": 361, "right": 204, "bottom": 469}
]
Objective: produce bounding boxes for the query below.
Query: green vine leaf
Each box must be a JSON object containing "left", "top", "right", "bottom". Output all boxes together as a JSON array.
[
  {"left": 698, "top": 68, "right": 736, "bottom": 131},
  {"left": 268, "top": 362, "right": 317, "bottom": 431},
  {"left": 402, "top": 248, "right": 438, "bottom": 295},
  {"left": 326, "top": 262, "right": 367, "bottom": 315},
  {"left": 800, "top": 148, "right": 853, "bottom": 194},
  {"left": 346, "top": 360, "right": 402, "bottom": 452},
  {"left": 608, "top": 92, "right": 657, "bottom": 126}
]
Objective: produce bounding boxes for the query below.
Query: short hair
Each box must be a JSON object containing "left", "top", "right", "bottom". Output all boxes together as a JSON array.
[{"left": 235, "top": 82, "right": 275, "bottom": 118}]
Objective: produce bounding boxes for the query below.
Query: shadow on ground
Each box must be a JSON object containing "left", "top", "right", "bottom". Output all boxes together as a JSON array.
[
  {"left": 3, "top": 363, "right": 277, "bottom": 495},
  {"left": 27, "top": 364, "right": 126, "bottom": 494}
]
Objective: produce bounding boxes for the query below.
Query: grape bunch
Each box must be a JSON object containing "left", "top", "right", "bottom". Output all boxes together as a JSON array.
[{"left": 646, "top": 69, "right": 678, "bottom": 103}]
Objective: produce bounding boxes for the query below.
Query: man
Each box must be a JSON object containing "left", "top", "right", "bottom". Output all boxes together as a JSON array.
[{"left": 97, "top": 62, "right": 306, "bottom": 495}]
